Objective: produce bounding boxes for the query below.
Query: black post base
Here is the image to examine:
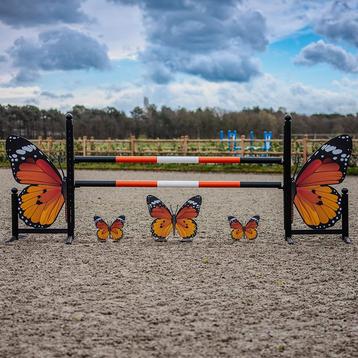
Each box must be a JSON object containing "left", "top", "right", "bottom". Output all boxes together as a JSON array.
[
  {"left": 342, "top": 236, "right": 352, "bottom": 244},
  {"left": 285, "top": 236, "right": 295, "bottom": 245},
  {"left": 5, "top": 236, "right": 18, "bottom": 244},
  {"left": 5, "top": 234, "right": 27, "bottom": 244},
  {"left": 65, "top": 235, "right": 75, "bottom": 245}
]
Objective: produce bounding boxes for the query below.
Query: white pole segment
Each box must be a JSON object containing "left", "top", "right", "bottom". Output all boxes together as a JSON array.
[
  {"left": 157, "top": 156, "right": 199, "bottom": 164},
  {"left": 157, "top": 180, "right": 199, "bottom": 187}
]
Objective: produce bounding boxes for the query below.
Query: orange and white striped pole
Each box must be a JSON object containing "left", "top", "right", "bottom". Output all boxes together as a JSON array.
[
  {"left": 74, "top": 155, "right": 282, "bottom": 164},
  {"left": 75, "top": 180, "right": 282, "bottom": 188}
]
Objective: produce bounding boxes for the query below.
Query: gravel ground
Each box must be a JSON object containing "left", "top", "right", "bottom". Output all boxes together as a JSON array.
[{"left": 0, "top": 169, "right": 357, "bottom": 358}]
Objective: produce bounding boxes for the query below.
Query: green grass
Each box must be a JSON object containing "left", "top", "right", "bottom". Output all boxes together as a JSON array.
[{"left": 1, "top": 160, "right": 358, "bottom": 175}]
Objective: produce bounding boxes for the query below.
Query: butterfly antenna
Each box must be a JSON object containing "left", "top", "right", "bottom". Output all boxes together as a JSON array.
[{"left": 175, "top": 204, "right": 179, "bottom": 215}]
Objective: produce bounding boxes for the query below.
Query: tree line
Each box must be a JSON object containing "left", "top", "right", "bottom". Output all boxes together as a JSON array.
[{"left": 0, "top": 104, "right": 357, "bottom": 139}]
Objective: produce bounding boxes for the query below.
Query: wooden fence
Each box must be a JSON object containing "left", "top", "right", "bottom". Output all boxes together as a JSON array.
[{"left": 1, "top": 135, "right": 357, "bottom": 164}]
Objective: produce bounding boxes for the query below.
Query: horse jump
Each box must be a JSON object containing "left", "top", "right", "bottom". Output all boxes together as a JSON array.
[{"left": 9, "top": 113, "right": 350, "bottom": 244}]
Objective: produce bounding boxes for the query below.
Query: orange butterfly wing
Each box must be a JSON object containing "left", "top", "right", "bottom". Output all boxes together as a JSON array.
[
  {"left": 19, "top": 185, "right": 65, "bottom": 228},
  {"left": 147, "top": 195, "right": 173, "bottom": 241},
  {"left": 94, "top": 216, "right": 110, "bottom": 241},
  {"left": 110, "top": 216, "right": 126, "bottom": 241},
  {"left": 294, "top": 186, "right": 342, "bottom": 228},
  {"left": 176, "top": 196, "right": 202, "bottom": 240},
  {"left": 6, "top": 136, "right": 65, "bottom": 228},
  {"left": 244, "top": 216, "right": 260, "bottom": 240},
  {"left": 293, "top": 135, "right": 352, "bottom": 229},
  {"left": 228, "top": 216, "right": 244, "bottom": 240}
]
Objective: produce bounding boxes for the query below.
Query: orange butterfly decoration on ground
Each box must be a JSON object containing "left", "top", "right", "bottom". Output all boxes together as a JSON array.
[
  {"left": 6, "top": 135, "right": 65, "bottom": 228},
  {"left": 146, "top": 195, "right": 202, "bottom": 242},
  {"left": 228, "top": 215, "right": 260, "bottom": 240},
  {"left": 292, "top": 135, "right": 352, "bottom": 229},
  {"left": 94, "top": 216, "right": 126, "bottom": 242}
]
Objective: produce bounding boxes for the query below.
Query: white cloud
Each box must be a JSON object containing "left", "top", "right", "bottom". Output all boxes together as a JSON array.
[
  {"left": 2, "top": 74, "right": 357, "bottom": 114},
  {"left": 315, "top": 0, "right": 358, "bottom": 47},
  {"left": 242, "top": 0, "right": 330, "bottom": 41},
  {"left": 295, "top": 40, "right": 358, "bottom": 73},
  {"left": 81, "top": 0, "right": 145, "bottom": 59},
  {"left": 0, "top": 86, "right": 40, "bottom": 104},
  {"left": 110, "top": 0, "right": 267, "bottom": 83},
  {"left": 0, "top": 0, "right": 357, "bottom": 115}
]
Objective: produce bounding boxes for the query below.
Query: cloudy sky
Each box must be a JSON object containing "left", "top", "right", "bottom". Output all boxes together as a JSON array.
[{"left": 0, "top": 0, "right": 357, "bottom": 114}]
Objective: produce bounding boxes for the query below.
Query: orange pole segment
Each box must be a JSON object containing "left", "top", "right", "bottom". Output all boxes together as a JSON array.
[
  {"left": 198, "top": 157, "right": 241, "bottom": 164},
  {"left": 115, "top": 156, "right": 157, "bottom": 163}
]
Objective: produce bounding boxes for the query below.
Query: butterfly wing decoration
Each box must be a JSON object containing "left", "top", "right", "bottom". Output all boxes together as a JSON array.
[
  {"left": 293, "top": 135, "right": 352, "bottom": 229},
  {"left": 228, "top": 215, "right": 260, "bottom": 240},
  {"left": 175, "top": 195, "right": 202, "bottom": 241},
  {"left": 147, "top": 195, "right": 173, "bottom": 241},
  {"left": 110, "top": 215, "right": 126, "bottom": 241},
  {"left": 94, "top": 215, "right": 126, "bottom": 241},
  {"left": 94, "top": 216, "right": 110, "bottom": 241},
  {"left": 6, "top": 135, "right": 65, "bottom": 228},
  {"left": 228, "top": 216, "right": 244, "bottom": 240},
  {"left": 243, "top": 215, "right": 260, "bottom": 240}
]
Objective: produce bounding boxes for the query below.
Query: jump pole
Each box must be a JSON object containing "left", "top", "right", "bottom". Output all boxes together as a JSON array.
[
  {"left": 74, "top": 156, "right": 282, "bottom": 164},
  {"left": 75, "top": 180, "right": 283, "bottom": 188}
]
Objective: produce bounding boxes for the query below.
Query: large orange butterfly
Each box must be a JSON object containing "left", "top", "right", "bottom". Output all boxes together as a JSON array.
[
  {"left": 6, "top": 135, "right": 65, "bottom": 228},
  {"left": 146, "top": 195, "right": 202, "bottom": 242},
  {"left": 228, "top": 215, "right": 260, "bottom": 240},
  {"left": 293, "top": 135, "right": 352, "bottom": 229},
  {"left": 94, "top": 215, "right": 126, "bottom": 242}
]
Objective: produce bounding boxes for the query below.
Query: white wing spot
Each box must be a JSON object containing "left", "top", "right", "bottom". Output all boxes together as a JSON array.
[{"left": 324, "top": 145, "right": 336, "bottom": 152}]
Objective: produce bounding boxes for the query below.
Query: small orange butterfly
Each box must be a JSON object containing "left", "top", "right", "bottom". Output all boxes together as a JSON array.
[
  {"left": 94, "top": 215, "right": 125, "bottom": 242},
  {"left": 146, "top": 195, "right": 202, "bottom": 242},
  {"left": 228, "top": 215, "right": 260, "bottom": 240}
]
